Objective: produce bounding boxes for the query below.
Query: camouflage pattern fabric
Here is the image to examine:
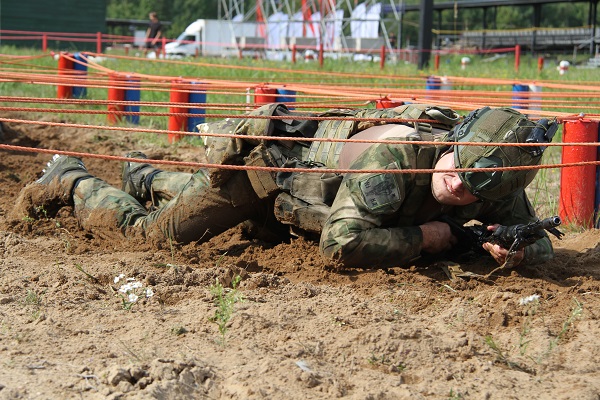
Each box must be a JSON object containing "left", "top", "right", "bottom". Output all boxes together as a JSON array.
[
  {"left": 72, "top": 169, "right": 261, "bottom": 245},
  {"left": 319, "top": 137, "right": 553, "bottom": 269}
]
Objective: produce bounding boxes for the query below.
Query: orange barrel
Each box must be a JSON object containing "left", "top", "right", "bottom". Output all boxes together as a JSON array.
[
  {"left": 559, "top": 118, "right": 598, "bottom": 228},
  {"left": 107, "top": 74, "right": 125, "bottom": 125},
  {"left": 57, "top": 52, "right": 73, "bottom": 99},
  {"left": 254, "top": 85, "right": 278, "bottom": 105},
  {"left": 168, "top": 81, "right": 189, "bottom": 143}
]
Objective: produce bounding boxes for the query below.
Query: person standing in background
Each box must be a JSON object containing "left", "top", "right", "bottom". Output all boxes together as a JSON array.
[{"left": 143, "top": 12, "right": 163, "bottom": 52}]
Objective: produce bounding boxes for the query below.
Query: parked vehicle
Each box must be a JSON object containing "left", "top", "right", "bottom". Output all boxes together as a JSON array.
[{"left": 165, "top": 19, "right": 259, "bottom": 57}]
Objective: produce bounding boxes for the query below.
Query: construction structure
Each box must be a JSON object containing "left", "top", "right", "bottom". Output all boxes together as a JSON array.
[{"left": 215, "top": 0, "right": 402, "bottom": 61}]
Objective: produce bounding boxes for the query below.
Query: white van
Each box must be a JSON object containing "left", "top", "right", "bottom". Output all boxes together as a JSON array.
[{"left": 165, "top": 19, "right": 259, "bottom": 57}]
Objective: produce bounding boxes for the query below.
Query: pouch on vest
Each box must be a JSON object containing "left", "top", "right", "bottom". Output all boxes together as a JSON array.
[
  {"left": 243, "top": 143, "right": 286, "bottom": 199},
  {"left": 273, "top": 160, "right": 343, "bottom": 233},
  {"left": 199, "top": 103, "right": 318, "bottom": 187},
  {"left": 390, "top": 103, "right": 461, "bottom": 135}
]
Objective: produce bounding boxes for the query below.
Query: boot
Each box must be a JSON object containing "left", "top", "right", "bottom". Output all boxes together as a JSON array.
[
  {"left": 121, "top": 151, "right": 160, "bottom": 202},
  {"left": 11, "top": 154, "right": 92, "bottom": 220},
  {"left": 36, "top": 154, "right": 92, "bottom": 196}
]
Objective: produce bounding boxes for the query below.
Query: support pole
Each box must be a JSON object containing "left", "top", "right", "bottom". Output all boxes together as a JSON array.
[
  {"left": 107, "top": 74, "right": 125, "bottom": 125},
  {"left": 559, "top": 118, "right": 598, "bottom": 228},
  {"left": 57, "top": 52, "right": 73, "bottom": 99},
  {"left": 168, "top": 81, "right": 189, "bottom": 143},
  {"left": 187, "top": 82, "right": 206, "bottom": 132},
  {"left": 254, "top": 84, "right": 278, "bottom": 105},
  {"left": 124, "top": 76, "right": 141, "bottom": 125},
  {"left": 72, "top": 52, "right": 88, "bottom": 99},
  {"left": 96, "top": 32, "right": 102, "bottom": 54},
  {"left": 417, "top": 0, "right": 433, "bottom": 70}
]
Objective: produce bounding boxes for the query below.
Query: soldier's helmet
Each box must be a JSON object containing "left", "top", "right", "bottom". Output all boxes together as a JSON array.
[{"left": 448, "top": 106, "right": 558, "bottom": 201}]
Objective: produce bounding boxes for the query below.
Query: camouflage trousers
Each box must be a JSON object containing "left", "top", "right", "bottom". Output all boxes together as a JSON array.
[{"left": 72, "top": 169, "right": 266, "bottom": 245}]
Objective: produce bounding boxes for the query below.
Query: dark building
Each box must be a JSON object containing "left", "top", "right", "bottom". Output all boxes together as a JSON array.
[{"left": 0, "top": 0, "right": 107, "bottom": 50}]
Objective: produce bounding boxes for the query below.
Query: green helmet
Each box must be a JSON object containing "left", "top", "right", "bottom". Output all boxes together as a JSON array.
[{"left": 449, "top": 106, "right": 557, "bottom": 201}]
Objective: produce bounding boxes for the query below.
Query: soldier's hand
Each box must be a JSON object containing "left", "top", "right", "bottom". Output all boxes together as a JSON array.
[
  {"left": 419, "top": 221, "right": 456, "bottom": 254},
  {"left": 483, "top": 224, "right": 524, "bottom": 266}
]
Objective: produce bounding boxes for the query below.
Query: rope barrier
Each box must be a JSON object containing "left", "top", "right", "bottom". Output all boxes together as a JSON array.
[
  {"left": 1, "top": 143, "right": 598, "bottom": 175},
  {"left": 0, "top": 116, "right": 598, "bottom": 149}
]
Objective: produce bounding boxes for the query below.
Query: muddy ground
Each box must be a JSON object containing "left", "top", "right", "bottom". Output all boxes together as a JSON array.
[{"left": 0, "top": 114, "right": 599, "bottom": 399}]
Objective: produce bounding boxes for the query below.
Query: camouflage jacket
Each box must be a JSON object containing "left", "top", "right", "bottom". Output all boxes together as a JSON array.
[{"left": 319, "top": 136, "right": 554, "bottom": 269}]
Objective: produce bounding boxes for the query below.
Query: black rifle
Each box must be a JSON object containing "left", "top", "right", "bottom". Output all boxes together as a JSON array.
[{"left": 440, "top": 215, "right": 564, "bottom": 262}]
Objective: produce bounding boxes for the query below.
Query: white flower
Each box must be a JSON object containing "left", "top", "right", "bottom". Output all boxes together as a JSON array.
[
  {"left": 145, "top": 288, "right": 154, "bottom": 298},
  {"left": 131, "top": 281, "right": 143, "bottom": 289},
  {"left": 119, "top": 283, "right": 133, "bottom": 293},
  {"left": 114, "top": 273, "right": 125, "bottom": 284},
  {"left": 128, "top": 293, "right": 139, "bottom": 303},
  {"left": 518, "top": 294, "right": 540, "bottom": 306}
]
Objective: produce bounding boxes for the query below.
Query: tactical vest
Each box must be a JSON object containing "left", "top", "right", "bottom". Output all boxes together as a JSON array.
[
  {"left": 273, "top": 120, "right": 450, "bottom": 235},
  {"left": 197, "top": 102, "right": 460, "bottom": 200},
  {"left": 305, "top": 104, "right": 460, "bottom": 167}
]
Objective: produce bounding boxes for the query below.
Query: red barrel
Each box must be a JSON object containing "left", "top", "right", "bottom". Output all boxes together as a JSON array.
[
  {"left": 559, "top": 118, "right": 598, "bottom": 228},
  {"left": 254, "top": 85, "right": 278, "bottom": 105},
  {"left": 168, "top": 81, "right": 189, "bottom": 143},
  {"left": 57, "top": 52, "right": 73, "bottom": 99},
  {"left": 107, "top": 74, "right": 125, "bottom": 125},
  {"left": 376, "top": 97, "right": 403, "bottom": 109}
]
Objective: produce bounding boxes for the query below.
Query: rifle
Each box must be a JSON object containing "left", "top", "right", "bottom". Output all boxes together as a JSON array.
[{"left": 440, "top": 215, "right": 564, "bottom": 267}]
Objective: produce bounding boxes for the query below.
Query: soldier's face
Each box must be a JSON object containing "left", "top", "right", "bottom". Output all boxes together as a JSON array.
[{"left": 431, "top": 152, "right": 478, "bottom": 206}]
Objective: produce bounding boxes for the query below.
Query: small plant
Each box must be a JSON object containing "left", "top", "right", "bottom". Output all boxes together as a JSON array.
[
  {"left": 75, "top": 263, "right": 99, "bottom": 283},
  {"left": 34, "top": 205, "right": 48, "bottom": 218},
  {"left": 114, "top": 274, "right": 154, "bottom": 311},
  {"left": 24, "top": 289, "right": 43, "bottom": 307},
  {"left": 367, "top": 352, "right": 406, "bottom": 372},
  {"left": 545, "top": 298, "right": 583, "bottom": 355},
  {"left": 24, "top": 289, "right": 44, "bottom": 321},
  {"left": 171, "top": 325, "right": 188, "bottom": 336},
  {"left": 209, "top": 275, "right": 244, "bottom": 345}
]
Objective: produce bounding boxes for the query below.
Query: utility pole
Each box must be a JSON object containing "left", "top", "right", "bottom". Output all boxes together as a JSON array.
[{"left": 418, "top": 0, "right": 434, "bottom": 70}]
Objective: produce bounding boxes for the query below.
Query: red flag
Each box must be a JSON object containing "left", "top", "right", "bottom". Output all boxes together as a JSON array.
[
  {"left": 302, "top": 0, "right": 314, "bottom": 37},
  {"left": 257, "top": 0, "right": 266, "bottom": 37}
]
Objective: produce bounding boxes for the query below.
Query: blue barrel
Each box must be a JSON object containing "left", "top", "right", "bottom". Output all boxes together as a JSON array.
[
  {"left": 187, "top": 82, "right": 206, "bottom": 132},
  {"left": 276, "top": 88, "right": 296, "bottom": 110},
  {"left": 425, "top": 76, "right": 441, "bottom": 91},
  {"left": 72, "top": 53, "right": 87, "bottom": 98},
  {"left": 124, "top": 77, "right": 141, "bottom": 125},
  {"left": 512, "top": 84, "right": 529, "bottom": 110}
]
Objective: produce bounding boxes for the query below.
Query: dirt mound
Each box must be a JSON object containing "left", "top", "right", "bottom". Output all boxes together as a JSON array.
[{"left": 1, "top": 114, "right": 599, "bottom": 399}]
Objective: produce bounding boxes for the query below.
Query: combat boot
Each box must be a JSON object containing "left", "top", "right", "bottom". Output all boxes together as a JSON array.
[
  {"left": 121, "top": 151, "right": 160, "bottom": 202},
  {"left": 11, "top": 155, "right": 92, "bottom": 220},
  {"left": 36, "top": 154, "right": 92, "bottom": 194}
]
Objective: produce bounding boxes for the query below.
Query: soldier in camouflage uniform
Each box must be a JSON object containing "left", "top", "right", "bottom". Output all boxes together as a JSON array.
[{"left": 13, "top": 103, "right": 556, "bottom": 269}]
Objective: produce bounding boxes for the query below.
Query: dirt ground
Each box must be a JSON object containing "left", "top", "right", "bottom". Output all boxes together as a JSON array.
[{"left": 1, "top": 114, "right": 600, "bottom": 400}]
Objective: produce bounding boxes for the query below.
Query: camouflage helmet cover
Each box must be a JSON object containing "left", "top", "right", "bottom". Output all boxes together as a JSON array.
[{"left": 450, "top": 106, "right": 556, "bottom": 201}]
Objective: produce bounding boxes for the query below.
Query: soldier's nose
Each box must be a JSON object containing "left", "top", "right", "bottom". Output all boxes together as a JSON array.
[{"left": 449, "top": 175, "right": 464, "bottom": 192}]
